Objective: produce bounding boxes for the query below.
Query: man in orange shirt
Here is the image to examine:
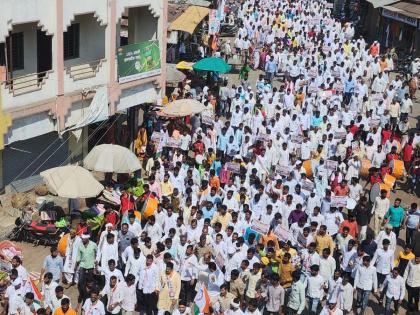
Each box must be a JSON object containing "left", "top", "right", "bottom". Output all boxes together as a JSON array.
[
  {"left": 209, "top": 169, "right": 220, "bottom": 191},
  {"left": 333, "top": 180, "right": 349, "bottom": 196},
  {"left": 54, "top": 298, "right": 76, "bottom": 315},
  {"left": 338, "top": 214, "right": 359, "bottom": 239}
]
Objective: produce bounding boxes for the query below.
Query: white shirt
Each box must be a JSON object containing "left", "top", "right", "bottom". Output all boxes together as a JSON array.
[
  {"left": 120, "top": 282, "right": 136, "bottom": 311},
  {"left": 319, "top": 306, "right": 343, "bottom": 315},
  {"left": 320, "top": 256, "right": 337, "bottom": 281},
  {"left": 101, "top": 284, "right": 123, "bottom": 314},
  {"left": 372, "top": 248, "right": 393, "bottom": 275},
  {"left": 372, "top": 197, "right": 390, "bottom": 218},
  {"left": 383, "top": 275, "right": 405, "bottom": 300},
  {"left": 354, "top": 265, "right": 378, "bottom": 291},
  {"left": 137, "top": 264, "right": 159, "bottom": 293},
  {"left": 404, "top": 260, "right": 420, "bottom": 287},
  {"left": 179, "top": 254, "right": 199, "bottom": 281},
  {"left": 307, "top": 274, "right": 325, "bottom": 298},
  {"left": 82, "top": 299, "right": 105, "bottom": 315}
]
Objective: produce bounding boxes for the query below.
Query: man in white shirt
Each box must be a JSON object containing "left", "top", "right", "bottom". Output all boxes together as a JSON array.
[
  {"left": 371, "top": 239, "right": 394, "bottom": 287},
  {"left": 137, "top": 255, "right": 159, "bottom": 315},
  {"left": 371, "top": 189, "right": 390, "bottom": 236},
  {"left": 179, "top": 245, "right": 198, "bottom": 304},
  {"left": 120, "top": 274, "right": 136, "bottom": 315},
  {"left": 371, "top": 145, "right": 386, "bottom": 169},
  {"left": 82, "top": 289, "right": 105, "bottom": 315},
  {"left": 354, "top": 256, "right": 378, "bottom": 315},
  {"left": 319, "top": 248, "right": 336, "bottom": 282},
  {"left": 404, "top": 255, "right": 420, "bottom": 312},
  {"left": 381, "top": 268, "right": 405, "bottom": 315},
  {"left": 306, "top": 264, "right": 326, "bottom": 314},
  {"left": 101, "top": 276, "right": 123, "bottom": 315}
]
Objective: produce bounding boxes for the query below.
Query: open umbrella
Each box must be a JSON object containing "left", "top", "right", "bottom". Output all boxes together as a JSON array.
[
  {"left": 166, "top": 64, "right": 187, "bottom": 85},
  {"left": 83, "top": 144, "right": 141, "bottom": 173},
  {"left": 40, "top": 165, "right": 104, "bottom": 198},
  {"left": 162, "top": 99, "right": 206, "bottom": 117},
  {"left": 192, "top": 57, "right": 231, "bottom": 73},
  {"left": 176, "top": 61, "right": 194, "bottom": 70}
]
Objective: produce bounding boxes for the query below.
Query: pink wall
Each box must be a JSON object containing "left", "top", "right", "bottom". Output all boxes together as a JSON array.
[{"left": 8, "top": 0, "right": 167, "bottom": 131}]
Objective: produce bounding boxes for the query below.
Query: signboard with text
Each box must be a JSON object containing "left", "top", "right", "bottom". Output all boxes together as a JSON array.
[{"left": 117, "top": 40, "right": 161, "bottom": 83}]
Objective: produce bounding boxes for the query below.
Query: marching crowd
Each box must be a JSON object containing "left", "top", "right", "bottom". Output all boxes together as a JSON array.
[{"left": 2, "top": 0, "right": 420, "bottom": 315}]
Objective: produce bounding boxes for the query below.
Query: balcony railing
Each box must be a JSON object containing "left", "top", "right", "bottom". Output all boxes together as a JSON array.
[
  {"left": 65, "top": 59, "right": 106, "bottom": 81},
  {"left": 4, "top": 71, "right": 52, "bottom": 96}
]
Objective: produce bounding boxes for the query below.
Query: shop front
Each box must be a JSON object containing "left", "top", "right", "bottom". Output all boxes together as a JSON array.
[{"left": 380, "top": 3, "right": 420, "bottom": 52}]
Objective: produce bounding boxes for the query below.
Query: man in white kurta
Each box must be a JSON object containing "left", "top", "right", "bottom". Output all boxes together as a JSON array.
[{"left": 63, "top": 231, "right": 81, "bottom": 284}]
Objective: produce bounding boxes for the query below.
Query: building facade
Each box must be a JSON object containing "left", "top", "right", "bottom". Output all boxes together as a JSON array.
[{"left": 0, "top": 0, "right": 167, "bottom": 189}]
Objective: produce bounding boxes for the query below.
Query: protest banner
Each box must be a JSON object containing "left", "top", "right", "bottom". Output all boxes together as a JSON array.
[
  {"left": 225, "top": 162, "right": 241, "bottom": 174},
  {"left": 166, "top": 138, "right": 182, "bottom": 148},
  {"left": 291, "top": 135, "right": 303, "bottom": 144},
  {"left": 331, "top": 196, "right": 348, "bottom": 207},
  {"left": 334, "top": 132, "right": 347, "bottom": 140},
  {"left": 251, "top": 219, "right": 270, "bottom": 235},
  {"left": 325, "top": 159, "right": 338, "bottom": 171},
  {"left": 276, "top": 165, "right": 292, "bottom": 177},
  {"left": 274, "top": 225, "right": 290, "bottom": 242},
  {"left": 301, "top": 180, "right": 315, "bottom": 192},
  {"left": 202, "top": 115, "right": 214, "bottom": 125}
]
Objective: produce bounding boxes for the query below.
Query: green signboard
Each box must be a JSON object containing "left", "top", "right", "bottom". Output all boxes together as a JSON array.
[{"left": 117, "top": 40, "right": 161, "bottom": 83}]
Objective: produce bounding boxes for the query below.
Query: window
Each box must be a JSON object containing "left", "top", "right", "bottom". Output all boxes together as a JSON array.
[
  {"left": 6, "top": 32, "right": 24, "bottom": 70},
  {"left": 64, "top": 23, "right": 80, "bottom": 60},
  {"left": 0, "top": 43, "right": 5, "bottom": 66}
]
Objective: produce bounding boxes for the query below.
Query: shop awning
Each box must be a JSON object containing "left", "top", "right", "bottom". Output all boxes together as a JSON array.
[
  {"left": 168, "top": 5, "right": 210, "bottom": 34},
  {"left": 366, "top": 0, "right": 398, "bottom": 8},
  {"left": 383, "top": 2, "right": 420, "bottom": 19}
]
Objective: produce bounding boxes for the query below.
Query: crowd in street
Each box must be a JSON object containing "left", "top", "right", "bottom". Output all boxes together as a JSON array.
[{"left": 2, "top": 0, "right": 420, "bottom": 315}]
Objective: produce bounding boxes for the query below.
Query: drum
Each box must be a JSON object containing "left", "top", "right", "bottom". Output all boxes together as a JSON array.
[
  {"left": 346, "top": 198, "right": 357, "bottom": 210},
  {"left": 142, "top": 195, "right": 158, "bottom": 218},
  {"left": 58, "top": 233, "right": 69, "bottom": 256},
  {"left": 390, "top": 160, "right": 404, "bottom": 178},
  {"left": 134, "top": 211, "right": 142, "bottom": 222},
  {"left": 383, "top": 174, "right": 396, "bottom": 187},
  {"left": 360, "top": 159, "right": 371, "bottom": 177},
  {"left": 303, "top": 160, "right": 313, "bottom": 178},
  {"left": 370, "top": 183, "right": 391, "bottom": 202}
]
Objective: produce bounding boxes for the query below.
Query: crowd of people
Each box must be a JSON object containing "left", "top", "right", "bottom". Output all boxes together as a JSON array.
[{"left": 2, "top": 0, "right": 420, "bottom": 315}]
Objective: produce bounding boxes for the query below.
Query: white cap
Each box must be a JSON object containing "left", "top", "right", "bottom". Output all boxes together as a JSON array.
[
  {"left": 105, "top": 223, "right": 113, "bottom": 228},
  {"left": 12, "top": 277, "right": 22, "bottom": 287},
  {"left": 81, "top": 234, "right": 90, "bottom": 239},
  {"left": 230, "top": 300, "right": 240, "bottom": 308},
  {"left": 227, "top": 246, "right": 236, "bottom": 255}
]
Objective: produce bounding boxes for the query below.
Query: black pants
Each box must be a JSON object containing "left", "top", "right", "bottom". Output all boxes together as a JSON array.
[
  {"left": 377, "top": 272, "right": 387, "bottom": 287},
  {"left": 407, "top": 284, "right": 420, "bottom": 311},
  {"left": 284, "top": 306, "right": 298, "bottom": 315},
  {"left": 393, "top": 226, "right": 401, "bottom": 238},
  {"left": 180, "top": 280, "right": 196, "bottom": 304},
  {"left": 141, "top": 291, "right": 158, "bottom": 315},
  {"left": 406, "top": 228, "right": 415, "bottom": 245}
]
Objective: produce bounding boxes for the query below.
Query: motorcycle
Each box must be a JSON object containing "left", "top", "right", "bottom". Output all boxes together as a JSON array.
[{"left": 8, "top": 206, "right": 69, "bottom": 246}]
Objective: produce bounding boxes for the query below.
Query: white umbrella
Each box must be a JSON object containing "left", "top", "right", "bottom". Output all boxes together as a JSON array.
[
  {"left": 83, "top": 144, "right": 141, "bottom": 173},
  {"left": 166, "top": 64, "right": 187, "bottom": 84},
  {"left": 162, "top": 99, "right": 206, "bottom": 117},
  {"left": 40, "top": 165, "right": 104, "bottom": 198}
]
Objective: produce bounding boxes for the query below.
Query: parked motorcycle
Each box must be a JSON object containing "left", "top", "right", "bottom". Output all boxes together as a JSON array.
[{"left": 8, "top": 206, "right": 69, "bottom": 246}]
